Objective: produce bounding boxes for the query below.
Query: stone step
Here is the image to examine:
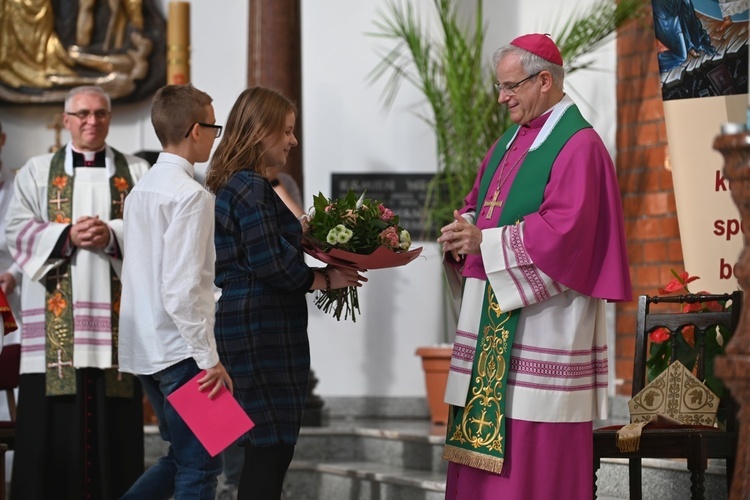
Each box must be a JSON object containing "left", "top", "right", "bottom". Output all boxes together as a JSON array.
[
  {"left": 281, "top": 457, "right": 730, "bottom": 500},
  {"left": 144, "top": 424, "right": 167, "bottom": 469},
  {"left": 291, "top": 420, "right": 446, "bottom": 473},
  {"left": 283, "top": 460, "right": 445, "bottom": 500},
  {"left": 282, "top": 420, "right": 446, "bottom": 499},
  {"left": 145, "top": 418, "right": 732, "bottom": 499}
]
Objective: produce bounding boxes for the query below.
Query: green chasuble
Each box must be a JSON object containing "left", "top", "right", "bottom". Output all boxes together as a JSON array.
[{"left": 443, "top": 105, "right": 590, "bottom": 474}]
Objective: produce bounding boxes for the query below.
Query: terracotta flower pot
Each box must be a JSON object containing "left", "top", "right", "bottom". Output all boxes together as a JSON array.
[{"left": 416, "top": 345, "right": 452, "bottom": 426}]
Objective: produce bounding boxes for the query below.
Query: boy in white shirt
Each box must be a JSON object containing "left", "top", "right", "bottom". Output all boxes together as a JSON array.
[{"left": 119, "top": 84, "right": 232, "bottom": 500}]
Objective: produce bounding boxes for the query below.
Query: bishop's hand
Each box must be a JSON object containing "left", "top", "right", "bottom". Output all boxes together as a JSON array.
[{"left": 437, "top": 210, "right": 483, "bottom": 258}]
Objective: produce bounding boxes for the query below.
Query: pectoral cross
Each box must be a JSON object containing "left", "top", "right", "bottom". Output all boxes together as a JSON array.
[
  {"left": 48, "top": 349, "right": 74, "bottom": 378},
  {"left": 483, "top": 190, "right": 503, "bottom": 219}
]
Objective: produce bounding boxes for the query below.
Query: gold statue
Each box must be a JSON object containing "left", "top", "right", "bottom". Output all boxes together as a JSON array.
[
  {"left": 50, "top": 32, "right": 153, "bottom": 99},
  {"left": 0, "top": 0, "right": 77, "bottom": 89},
  {"left": 77, "top": 0, "right": 144, "bottom": 50},
  {"left": 0, "top": 0, "right": 154, "bottom": 103}
]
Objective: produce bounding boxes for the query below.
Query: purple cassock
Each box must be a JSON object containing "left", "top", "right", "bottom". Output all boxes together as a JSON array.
[{"left": 446, "top": 104, "right": 631, "bottom": 500}]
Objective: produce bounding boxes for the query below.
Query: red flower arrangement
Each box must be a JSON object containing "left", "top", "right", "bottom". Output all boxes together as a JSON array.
[{"left": 647, "top": 270, "right": 734, "bottom": 399}]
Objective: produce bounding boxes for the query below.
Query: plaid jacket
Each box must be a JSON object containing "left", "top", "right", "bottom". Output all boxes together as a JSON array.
[{"left": 214, "top": 170, "right": 314, "bottom": 446}]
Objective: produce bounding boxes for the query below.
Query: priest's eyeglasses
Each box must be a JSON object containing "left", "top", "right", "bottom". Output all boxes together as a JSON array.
[
  {"left": 65, "top": 109, "right": 111, "bottom": 120},
  {"left": 494, "top": 72, "right": 541, "bottom": 96},
  {"left": 185, "top": 122, "right": 223, "bottom": 139}
]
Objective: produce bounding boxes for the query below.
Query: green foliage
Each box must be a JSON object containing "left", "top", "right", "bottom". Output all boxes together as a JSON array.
[
  {"left": 367, "top": 0, "right": 645, "bottom": 234},
  {"left": 368, "top": 0, "right": 509, "bottom": 234}
]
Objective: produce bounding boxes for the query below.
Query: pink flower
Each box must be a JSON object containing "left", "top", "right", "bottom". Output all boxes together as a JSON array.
[
  {"left": 379, "top": 226, "right": 400, "bottom": 249},
  {"left": 379, "top": 205, "right": 394, "bottom": 222}
]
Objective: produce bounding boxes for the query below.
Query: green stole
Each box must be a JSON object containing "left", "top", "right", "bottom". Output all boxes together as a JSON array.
[
  {"left": 45, "top": 147, "right": 135, "bottom": 397},
  {"left": 443, "top": 105, "right": 591, "bottom": 474}
]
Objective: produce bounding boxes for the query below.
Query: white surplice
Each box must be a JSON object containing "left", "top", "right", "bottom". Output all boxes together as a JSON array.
[
  {"left": 4, "top": 143, "right": 148, "bottom": 374},
  {"left": 444, "top": 220, "right": 609, "bottom": 422}
]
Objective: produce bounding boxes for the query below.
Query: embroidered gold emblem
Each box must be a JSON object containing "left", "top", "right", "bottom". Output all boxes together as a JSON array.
[{"left": 450, "top": 285, "right": 510, "bottom": 454}]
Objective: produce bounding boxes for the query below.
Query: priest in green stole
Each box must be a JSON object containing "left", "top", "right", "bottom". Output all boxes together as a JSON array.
[
  {"left": 6, "top": 86, "right": 149, "bottom": 499},
  {"left": 437, "top": 34, "right": 631, "bottom": 499}
]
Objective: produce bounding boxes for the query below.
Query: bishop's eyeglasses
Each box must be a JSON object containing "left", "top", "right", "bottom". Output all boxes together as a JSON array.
[
  {"left": 184, "top": 122, "right": 223, "bottom": 138},
  {"left": 493, "top": 72, "right": 541, "bottom": 96}
]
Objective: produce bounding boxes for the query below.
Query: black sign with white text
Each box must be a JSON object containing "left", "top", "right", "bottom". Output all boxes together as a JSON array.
[{"left": 331, "top": 173, "right": 433, "bottom": 239}]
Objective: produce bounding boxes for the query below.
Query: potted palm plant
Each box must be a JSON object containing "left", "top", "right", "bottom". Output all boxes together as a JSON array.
[{"left": 368, "top": 0, "right": 645, "bottom": 425}]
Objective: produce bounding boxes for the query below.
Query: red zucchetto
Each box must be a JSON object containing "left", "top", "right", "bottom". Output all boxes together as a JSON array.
[{"left": 509, "top": 33, "right": 563, "bottom": 66}]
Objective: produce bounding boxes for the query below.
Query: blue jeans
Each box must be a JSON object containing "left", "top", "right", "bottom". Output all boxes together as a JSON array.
[{"left": 120, "top": 359, "right": 222, "bottom": 500}]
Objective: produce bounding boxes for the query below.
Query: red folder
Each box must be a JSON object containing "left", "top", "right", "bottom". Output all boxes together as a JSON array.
[{"left": 167, "top": 370, "right": 254, "bottom": 457}]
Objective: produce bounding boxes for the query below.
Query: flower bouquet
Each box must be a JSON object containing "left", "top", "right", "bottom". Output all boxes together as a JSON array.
[
  {"left": 646, "top": 270, "right": 736, "bottom": 400},
  {"left": 302, "top": 190, "right": 422, "bottom": 321}
]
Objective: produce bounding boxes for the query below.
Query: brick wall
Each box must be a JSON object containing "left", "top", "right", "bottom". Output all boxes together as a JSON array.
[{"left": 615, "top": 9, "right": 684, "bottom": 396}]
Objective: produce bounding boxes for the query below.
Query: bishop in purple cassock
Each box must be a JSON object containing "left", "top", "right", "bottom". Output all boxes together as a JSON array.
[{"left": 437, "top": 33, "right": 631, "bottom": 500}]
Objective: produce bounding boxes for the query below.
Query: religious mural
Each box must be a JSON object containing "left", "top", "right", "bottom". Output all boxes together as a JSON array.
[
  {"left": 652, "top": 0, "right": 749, "bottom": 100},
  {"left": 650, "top": 0, "right": 749, "bottom": 295},
  {"left": 0, "top": 0, "right": 166, "bottom": 103}
]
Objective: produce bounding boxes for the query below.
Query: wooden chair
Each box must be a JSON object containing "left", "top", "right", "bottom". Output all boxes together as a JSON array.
[
  {"left": 594, "top": 292, "right": 742, "bottom": 500},
  {"left": 0, "top": 344, "right": 20, "bottom": 451}
]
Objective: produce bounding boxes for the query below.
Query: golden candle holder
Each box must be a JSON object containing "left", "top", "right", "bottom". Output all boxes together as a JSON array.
[{"left": 167, "top": 1, "right": 190, "bottom": 85}]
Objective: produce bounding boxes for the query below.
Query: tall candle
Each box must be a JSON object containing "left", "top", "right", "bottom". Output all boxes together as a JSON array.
[{"left": 167, "top": 1, "right": 190, "bottom": 85}]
